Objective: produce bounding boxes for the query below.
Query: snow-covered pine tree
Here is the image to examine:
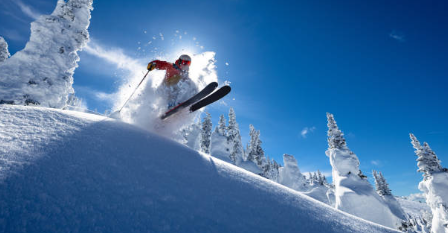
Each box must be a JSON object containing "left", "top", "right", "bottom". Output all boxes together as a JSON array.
[
  {"left": 378, "top": 172, "right": 392, "bottom": 196},
  {"left": 227, "top": 108, "right": 244, "bottom": 164},
  {"left": 0, "top": 36, "right": 10, "bottom": 63},
  {"left": 0, "top": 0, "right": 93, "bottom": 108},
  {"left": 246, "top": 124, "right": 266, "bottom": 169},
  {"left": 246, "top": 124, "right": 257, "bottom": 162},
  {"left": 308, "top": 172, "right": 314, "bottom": 185},
  {"left": 326, "top": 113, "right": 404, "bottom": 229},
  {"left": 261, "top": 156, "right": 271, "bottom": 178},
  {"left": 200, "top": 112, "right": 212, "bottom": 154},
  {"left": 266, "top": 159, "right": 280, "bottom": 182},
  {"left": 373, "top": 170, "right": 407, "bottom": 225},
  {"left": 410, "top": 134, "right": 448, "bottom": 233},
  {"left": 327, "top": 113, "right": 347, "bottom": 150},
  {"left": 373, "top": 170, "right": 392, "bottom": 196},
  {"left": 411, "top": 133, "right": 445, "bottom": 178},
  {"left": 210, "top": 114, "right": 231, "bottom": 162},
  {"left": 419, "top": 142, "right": 443, "bottom": 177},
  {"left": 313, "top": 172, "right": 319, "bottom": 184},
  {"left": 317, "top": 170, "right": 324, "bottom": 185},
  {"left": 373, "top": 170, "right": 383, "bottom": 195},
  {"left": 400, "top": 215, "right": 431, "bottom": 233},
  {"left": 322, "top": 175, "right": 329, "bottom": 185},
  {"left": 216, "top": 114, "right": 227, "bottom": 136}
]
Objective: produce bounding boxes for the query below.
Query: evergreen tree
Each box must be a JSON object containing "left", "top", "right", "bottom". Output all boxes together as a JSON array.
[
  {"left": 373, "top": 170, "right": 392, "bottom": 196},
  {"left": 373, "top": 170, "right": 383, "bottom": 195},
  {"left": 200, "top": 112, "right": 212, "bottom": 154},
  {"left": 246, "top": 124, "right": 257, "bottom": 162},
  {"left": 268, "top": 159, "right": 280, "bottom": 182},
  {"left": 308, "top": 172, "right": 314, "bottom": 185},
  {"left": 0, "top": 36, "right": 10, "bottom": 63},
  {"left": 215, "top": 114, "right": 227, "bottom": 136},
  {"left": 313, "top": 172, "right": 318, "bottom": 184},
  {"left": 322, "top": 175, "right": 328, "bottom": 185},
  {"left": 246, "top": 124, "right": 265, "bottom": 168},
  {"left": 261, "top": 156, "right": 271, "bottom": 178},
  {"left": 227, "top": 108, "right": 244, "bottom": 164},
  {"left": 317, "top": 170, "right": 324, "bottom": 185},
  {"left": 326, "top": 113, "right": 347, "bottom": 149},
  {"left": 379, "top": 172, "right": 392, "bottom": 196},
  {"left": 410, "top": 133, "right": 443, "bottom": 178},
  {"left": 0, "top": 0, "right": 93, "bottom": 108},
  {"left": 255, "top": 131, "right": 265, "bottom": 166}
]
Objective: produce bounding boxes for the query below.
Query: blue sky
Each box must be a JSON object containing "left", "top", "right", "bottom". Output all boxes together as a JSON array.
[{"left": 1, "top": 0, "right": 448, "bottom": 196}]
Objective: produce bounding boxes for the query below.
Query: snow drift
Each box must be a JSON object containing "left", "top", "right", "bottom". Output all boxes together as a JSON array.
[{"left": 0, "top": 105, "right": 399, "bottom": 233}]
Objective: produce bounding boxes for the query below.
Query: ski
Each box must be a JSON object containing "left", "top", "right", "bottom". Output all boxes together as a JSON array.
[
  {"left": 160, "top": 82, "right": 218, "bottom": 120},
  {"left": 189, "top": 85, "right": 231, "bottom": 112}
]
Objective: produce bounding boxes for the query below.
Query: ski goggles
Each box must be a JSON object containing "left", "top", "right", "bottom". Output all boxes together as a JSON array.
[{"left": 179, "top": 59, "right": 191, "bottom": 66}]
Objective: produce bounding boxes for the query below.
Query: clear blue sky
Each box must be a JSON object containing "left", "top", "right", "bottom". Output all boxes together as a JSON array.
[{"left": 1, "top": 0, "right": 447, "bottom": 196}]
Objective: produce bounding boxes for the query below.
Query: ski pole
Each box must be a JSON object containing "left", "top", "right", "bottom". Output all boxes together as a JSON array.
[{"left": 116, "top": 70, "right": 150, "bottom": 113}]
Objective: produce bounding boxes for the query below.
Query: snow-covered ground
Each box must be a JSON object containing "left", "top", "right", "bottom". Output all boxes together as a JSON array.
[
  {"left": 397, "top": 196, "right": 431, "bottom": 218},
  {"left": 0, "top": 105, "right": 399, "bottom": 233}
]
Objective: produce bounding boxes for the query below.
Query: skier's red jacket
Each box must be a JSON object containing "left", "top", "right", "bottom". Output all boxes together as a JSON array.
[{"left": 149, "top": 60, "right": 186, "bottom": 86}]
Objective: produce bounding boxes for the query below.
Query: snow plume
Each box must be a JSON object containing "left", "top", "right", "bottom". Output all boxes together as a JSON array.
[
  {"left": 84, "top": 41, "right": 144, "bottom": 73},
  {"left": 115, "top": 52, "right": 218, "bottom": 139},
  {"left": 15, "top": 0, "right": 41, "bottom": 20},
  {"left": 0, "top": 36, "right": 10, "bottom": 63},
  {"left": 326, "top": 113, "right": 404, "bottom": 229},
  {"left": 0, "top": 0, "right": 93, "bottom": 108},
  {"left": 410, "top": 134, "right": 448, "bottom": 233}
]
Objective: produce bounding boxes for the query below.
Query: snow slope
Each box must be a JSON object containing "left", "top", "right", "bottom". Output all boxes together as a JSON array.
[
  {"left": 397, "top": 197, "right": 431, "bottom": 219},
  {"left": 0, "top": 105, "right": 399, "bottom": 233}
]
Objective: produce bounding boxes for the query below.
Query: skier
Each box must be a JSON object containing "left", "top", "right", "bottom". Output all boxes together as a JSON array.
[{"left": 147, "top": 54, "right": 198, "bottom": 108}]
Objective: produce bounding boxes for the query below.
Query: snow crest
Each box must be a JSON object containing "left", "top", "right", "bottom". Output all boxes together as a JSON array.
[{"left": 0, "top": 105, "right": 399, "bottom": 233}]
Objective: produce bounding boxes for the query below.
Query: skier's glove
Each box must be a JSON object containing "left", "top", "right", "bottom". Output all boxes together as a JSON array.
[{"left": 147, "top": 62, "right": 156, "bottom": 71}]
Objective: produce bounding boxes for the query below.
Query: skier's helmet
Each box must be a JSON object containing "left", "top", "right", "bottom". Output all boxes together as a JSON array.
[{"left": 176, "top": 54, "right": 191, "bottom": 66}]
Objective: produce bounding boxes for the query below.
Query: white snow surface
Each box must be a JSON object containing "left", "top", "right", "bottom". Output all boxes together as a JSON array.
[
  {"left": 279, "top": 154, "right": 308, "bottom": 191},
  {"left": 419, "top": 172, "right": 448, "bottom": 233},
  {"left": 303, "top": 185, "right": 333, "bottom": 206},
  {"left": 0, "top": 0, "right": 93, "bottom": 108},
  {"left": 327, "top": 148, "right": 405, "bottom": 229},
  {"left": 397, "top": 196, "right": 431, "bottom": 219},
  {"left": 210, "top": 130, "right": 231, "bottom": 163},
  {"left": 0, "top": 105, "right": 400, "bottom": 233}
]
